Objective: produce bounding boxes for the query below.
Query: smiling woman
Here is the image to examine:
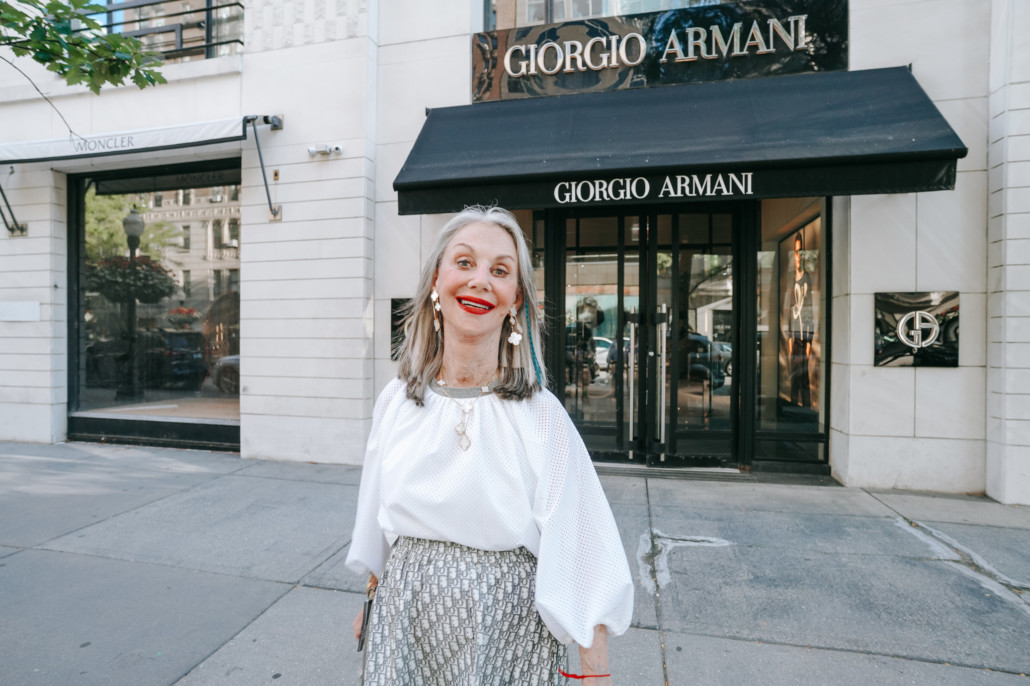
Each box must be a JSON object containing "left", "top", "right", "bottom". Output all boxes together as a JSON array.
[{"left": 346, "top": 206, "right": 633, "bottom": 685}]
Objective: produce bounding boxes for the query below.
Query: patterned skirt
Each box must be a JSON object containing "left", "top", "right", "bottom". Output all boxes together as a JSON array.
[{"left": 363, "top": 537, "right": 567, "bottom": 686}]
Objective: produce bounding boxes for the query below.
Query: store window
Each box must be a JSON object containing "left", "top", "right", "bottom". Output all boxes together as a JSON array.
[
  {"left": 755, "top": 197, "right": 828, "bottom": 461},
  {"left": 75, "top": 171, "right": 242, "bottom": 427}
]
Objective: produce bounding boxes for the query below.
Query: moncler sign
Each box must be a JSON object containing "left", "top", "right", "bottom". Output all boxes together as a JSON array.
[{"left": 472, "top": 0, "right": 847, "bottom": 102}]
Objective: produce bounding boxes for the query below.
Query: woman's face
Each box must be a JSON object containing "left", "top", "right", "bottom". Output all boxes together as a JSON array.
[{"left": 434, "top": 221, "right": 522, "bottom": 345}]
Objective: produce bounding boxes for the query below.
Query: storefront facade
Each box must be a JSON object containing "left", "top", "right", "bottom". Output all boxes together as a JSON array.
[{"left": 0, "top": 0, "right": 1027, "bottom": 503}]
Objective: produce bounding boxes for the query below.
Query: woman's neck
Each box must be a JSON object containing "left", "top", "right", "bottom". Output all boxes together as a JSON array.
[{"left": 440, "top": 336, "right": 499, "bottom": 388}]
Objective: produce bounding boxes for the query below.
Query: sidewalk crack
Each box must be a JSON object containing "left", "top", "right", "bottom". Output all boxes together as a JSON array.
[
  {"left": 892, "top": 516, "right": 1030, "bottom": 617},
  {"left": 643, "top": 479, "right": 671, "bottom": 686}
]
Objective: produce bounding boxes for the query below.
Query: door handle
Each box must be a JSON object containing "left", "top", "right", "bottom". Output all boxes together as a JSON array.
[
  {"left": 628, "top": 306, "right": 636, "bottom": 444},
  {"left": 658, "top": 303, "right": 667, "bottom": 444}
]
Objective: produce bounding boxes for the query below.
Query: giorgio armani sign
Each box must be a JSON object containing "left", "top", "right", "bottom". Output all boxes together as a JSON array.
[
  {"left": 472, "top": 0, "right": 847, "bottom": 102},
  {"left": 554, "top": 172, "right": 754, "bottom": 204}
]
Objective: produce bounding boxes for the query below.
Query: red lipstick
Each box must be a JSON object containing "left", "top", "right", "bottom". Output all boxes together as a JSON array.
[{"left": 456, "top": 296, "right": 495, "bottom": 315}]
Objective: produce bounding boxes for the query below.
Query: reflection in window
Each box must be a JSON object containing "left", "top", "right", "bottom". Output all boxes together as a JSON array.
[
  {"left": 77, "top": 178, "right": 243, "bottom": 423},
  {"left": 212, "top": 219, "right": 224, "bottom": 250}
]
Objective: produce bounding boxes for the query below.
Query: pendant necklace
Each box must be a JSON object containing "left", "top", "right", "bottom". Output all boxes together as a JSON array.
[{"left": 436, "top": 377, "right": 492, "bottom": 451}]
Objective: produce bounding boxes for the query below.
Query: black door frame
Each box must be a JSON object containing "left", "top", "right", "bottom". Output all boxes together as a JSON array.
[{"left": 545, "top": 201, "right": 760, "bottom": 469}]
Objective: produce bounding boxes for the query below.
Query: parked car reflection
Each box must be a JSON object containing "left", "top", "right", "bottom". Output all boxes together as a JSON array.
[
  {"left": 679, "top": 331, "right": 726, "bottom": 389},
  {"left": 713, "top": 341, "right": 733, "bottom": 375},
  {"left": 604, "top": 331, "right": 725, "bottom": 388},
  {"left": 212, "top": 355, "right": 240, "bottom": 394},
  {"left": 85, "top": 329, "right": 208, "bottom": 390}
]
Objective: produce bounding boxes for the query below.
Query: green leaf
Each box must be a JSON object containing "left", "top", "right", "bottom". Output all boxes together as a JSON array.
[{"left": 3, "top": 0, "right": 167, "bottom": 93}]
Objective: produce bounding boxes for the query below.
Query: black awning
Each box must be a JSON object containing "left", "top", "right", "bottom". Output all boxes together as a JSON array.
[{"left": 394, "top": 67, "right": 967, "bottom": 215}]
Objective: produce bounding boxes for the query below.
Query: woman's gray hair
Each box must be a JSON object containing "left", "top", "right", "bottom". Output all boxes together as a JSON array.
[{"left": 397, "top": 205, "right": 547, "bottom": 405}]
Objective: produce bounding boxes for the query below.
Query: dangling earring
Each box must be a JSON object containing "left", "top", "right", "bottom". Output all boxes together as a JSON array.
[
  {"left": 431, "top": 288, "right": 442, "bottom": 334},
  {"left": 507, "top": 306, "right": 523, "bottom": 346}
]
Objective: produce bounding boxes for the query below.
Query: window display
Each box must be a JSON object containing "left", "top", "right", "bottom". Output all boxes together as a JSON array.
[{"left": 757, "top": 198, "right": 826, "bottom": 442}]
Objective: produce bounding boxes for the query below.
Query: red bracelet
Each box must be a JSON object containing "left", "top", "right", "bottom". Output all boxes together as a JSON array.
[{"left": 559, "top": 667, "right": 611, "bottom": 679}]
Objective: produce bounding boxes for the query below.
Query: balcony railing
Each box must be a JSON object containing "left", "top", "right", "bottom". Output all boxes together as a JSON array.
[{"left": 88, "top": 0, "right": 244, "bottom": 63}]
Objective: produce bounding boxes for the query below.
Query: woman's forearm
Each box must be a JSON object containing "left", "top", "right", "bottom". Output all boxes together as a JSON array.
[{"left": 577, "top": 624, "right": 610, "bottom": 681}]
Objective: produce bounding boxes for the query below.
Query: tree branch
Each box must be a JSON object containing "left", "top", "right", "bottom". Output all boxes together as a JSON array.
[{"left": 0, "top": 54, "right": 85, "bottom": 141}]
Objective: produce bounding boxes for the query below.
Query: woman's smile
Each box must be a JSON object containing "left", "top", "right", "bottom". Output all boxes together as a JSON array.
[{"left": 456, "top": 296, "right": 495, "bottom": 314}]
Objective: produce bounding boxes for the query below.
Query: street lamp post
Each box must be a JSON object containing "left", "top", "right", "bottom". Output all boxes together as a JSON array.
[{"left": 116, "top": 207, "right": 145, "bottom": 399}]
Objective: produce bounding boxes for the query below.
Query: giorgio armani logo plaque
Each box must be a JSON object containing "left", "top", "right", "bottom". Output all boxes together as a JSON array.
[{"left": 874, "top": 292, "right": 959, "bottom": 367}]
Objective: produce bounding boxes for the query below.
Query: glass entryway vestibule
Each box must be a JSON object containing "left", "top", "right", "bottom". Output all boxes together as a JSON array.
[{"left": 534, "top": 198, "right": 829, "bottom": 471}]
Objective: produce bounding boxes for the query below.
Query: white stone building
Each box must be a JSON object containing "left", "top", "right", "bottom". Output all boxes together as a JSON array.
[{"left": 0, "top": 0, "right": 1027, "bottom": 504}]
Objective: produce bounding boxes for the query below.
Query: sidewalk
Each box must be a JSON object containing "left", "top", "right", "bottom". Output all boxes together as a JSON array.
[{"left": 1, "top": 441, "right": 1028, "bottom": 685}]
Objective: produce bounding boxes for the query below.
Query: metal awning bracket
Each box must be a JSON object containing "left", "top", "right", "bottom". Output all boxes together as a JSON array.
[
  {"left": 1, "top": 169, "right": 27, "bottom": 236},
  {"left": 244, "top": 114, "right": 284, "bottom": 221}
]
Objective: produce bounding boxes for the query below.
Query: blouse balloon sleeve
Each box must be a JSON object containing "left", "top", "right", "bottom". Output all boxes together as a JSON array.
[
  {"left": 530, "top": 393, "right": 634, "bottom": 648},
  {"left": 345, "top": 378, "right": 404, "bottom": 579}
]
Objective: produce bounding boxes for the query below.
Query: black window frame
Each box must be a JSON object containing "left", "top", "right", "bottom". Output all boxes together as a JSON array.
[{"left": 66, "top": 157, "right": 242, "bottom": 451}]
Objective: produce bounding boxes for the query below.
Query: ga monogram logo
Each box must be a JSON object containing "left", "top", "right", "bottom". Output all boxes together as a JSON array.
[{"left": 896, "top": 311, "right": 940, "bottom": 349}]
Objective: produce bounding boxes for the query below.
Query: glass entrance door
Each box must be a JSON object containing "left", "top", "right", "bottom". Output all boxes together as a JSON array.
[{"left": 562, "top": 209, "right": 738, "bottom": 466}]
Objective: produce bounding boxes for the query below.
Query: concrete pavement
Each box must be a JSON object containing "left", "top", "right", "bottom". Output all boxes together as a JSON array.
[{"left": 1, "top": 441, "right": 1028, "bottom": 685}]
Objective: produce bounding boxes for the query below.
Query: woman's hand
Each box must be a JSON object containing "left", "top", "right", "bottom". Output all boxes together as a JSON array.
[
  {"left": 353, "top": 573, "right": 378, "bottom": 639},
  {"left": 576, "top": 624, "right": 612, "bottom": 684},
  {"left": 352, "top": 606, "right": 365, "bottom": 639}
]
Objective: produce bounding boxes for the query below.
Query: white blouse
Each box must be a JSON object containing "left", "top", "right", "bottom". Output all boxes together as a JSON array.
[{"left": 345, "top": 377, "right": 634, "bottom": 648}]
